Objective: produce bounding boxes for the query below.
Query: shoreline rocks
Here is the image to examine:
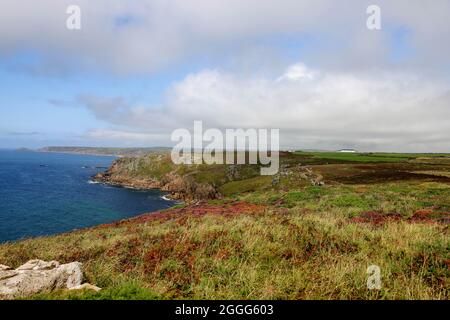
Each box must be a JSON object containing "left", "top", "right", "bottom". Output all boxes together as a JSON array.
[{"left": 93, "top": 167, "right": 220, "bottom": 202}]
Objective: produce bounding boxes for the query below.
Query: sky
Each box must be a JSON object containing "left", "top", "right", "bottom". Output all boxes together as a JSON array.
[{"left": 0, "top": 0, "right": 449, "bottom": 152}]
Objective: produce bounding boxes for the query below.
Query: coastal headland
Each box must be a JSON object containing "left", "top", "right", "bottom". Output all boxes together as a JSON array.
[{"left": 1, "top": 150, "right": 449, "bottom": 299}]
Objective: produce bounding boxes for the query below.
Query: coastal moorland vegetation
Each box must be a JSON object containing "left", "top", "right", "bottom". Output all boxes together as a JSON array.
[{"left": 0, "top": 151, "right": 449, "bottom": 299}]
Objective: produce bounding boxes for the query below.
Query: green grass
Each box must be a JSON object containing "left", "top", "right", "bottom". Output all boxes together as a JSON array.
[
  {"left": 219, "top": 176, "right": 273, "bottom": 196},
  {"left": 29, "top": 281, "right": 161, "bottom": 300},
  {"left": 295, "top": 151, "right": 450, "bottom": 164},
  {"left": 241, "top": 182, "right": 450, "bottom": 216},
  {"left": 297, "top": 152, "right": 411, "bottom": 163}
]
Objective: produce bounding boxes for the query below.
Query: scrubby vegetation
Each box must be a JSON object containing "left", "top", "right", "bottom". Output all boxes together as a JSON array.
[{"left": 1, "top": 151, "right": 449, "bottom": 299}]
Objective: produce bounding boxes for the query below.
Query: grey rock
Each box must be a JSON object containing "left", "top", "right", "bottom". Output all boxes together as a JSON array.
[
  {"left": 16, "top": 259, "right": 60, "bottom": 271},
  {"left": 69, "top": 283, "right": 102, "bottom": 292},
  {"left": 0, "top": 260, "right": 83, "bottom": 299},
  {"left": 0, "top": 264, "right": 11, "bottom": 271}
]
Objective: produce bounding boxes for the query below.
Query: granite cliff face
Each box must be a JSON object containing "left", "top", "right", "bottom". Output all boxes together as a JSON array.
[
  {"left": 91, "top": 151, "right": 325, "bottom": 202},
  {"left": 93, "top": 153, "right": 220, "bottom": 201},
  {"left": 91, "top": 152, "right": 302, "bottom": 201}
]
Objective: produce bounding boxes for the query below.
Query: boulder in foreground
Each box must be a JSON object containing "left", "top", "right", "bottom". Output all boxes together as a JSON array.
[{"left": 0, "top": 259, "right": 99, "bottom": 299}]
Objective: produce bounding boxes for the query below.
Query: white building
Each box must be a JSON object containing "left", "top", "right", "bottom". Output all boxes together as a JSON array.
[{"left": 338, "top": 149, "right": 357, "bottom": 153}]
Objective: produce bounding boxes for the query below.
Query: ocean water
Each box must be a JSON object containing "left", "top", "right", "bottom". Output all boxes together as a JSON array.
[{"left": 0, "top": 150, "right": 176, "bottom": 243}]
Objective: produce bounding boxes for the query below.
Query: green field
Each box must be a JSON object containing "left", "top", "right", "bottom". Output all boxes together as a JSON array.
[{"left": 295, "top": 151, "right": 450, "bottom": 163}]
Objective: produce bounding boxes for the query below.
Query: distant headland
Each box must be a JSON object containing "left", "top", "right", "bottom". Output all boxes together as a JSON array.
[{"left": 28, "top": 146, "right": 171, "bottom": 157}]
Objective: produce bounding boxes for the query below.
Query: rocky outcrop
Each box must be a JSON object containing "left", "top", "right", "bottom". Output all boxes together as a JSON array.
[
  {"left": 0, "top": 259, "right": 99, "bottom": 299},
  {"left": 93, "top": 159, "right": 220, "bottom": 201},
  {"left": 298, "top": 166, "right": 325, "bottom": 186},
  {"left": 94, "top": 170, "right": 220, "bottom": 201},
  {"left": 69, "top": 283, "right": 102, "bottom": 292},
  {"left": 93, "top": 171, "right": 162, "bottom": 190}
]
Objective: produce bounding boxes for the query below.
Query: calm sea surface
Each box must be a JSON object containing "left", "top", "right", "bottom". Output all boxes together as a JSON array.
[{"left": 0, "top": 150, "right": 175, "bottom": 243}]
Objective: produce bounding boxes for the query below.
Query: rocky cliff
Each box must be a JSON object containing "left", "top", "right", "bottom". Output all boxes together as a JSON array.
[
  {"left": 91, "top": 152, "right": 319, "bottom": 201},
  {"left": 93, "top": 153, "right": 221, "bottom": 201}
]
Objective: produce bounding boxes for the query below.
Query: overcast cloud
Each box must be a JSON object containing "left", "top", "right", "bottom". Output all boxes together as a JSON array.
[
  {"left": 76, "top": 63, "right": 450, "bottom": 151},
  {"left": 0, "top": 0, "right": 449, "bottom": 151}
]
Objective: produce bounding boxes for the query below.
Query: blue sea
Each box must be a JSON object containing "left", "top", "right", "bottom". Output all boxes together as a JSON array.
[{"left": 0, "top": 150, "right": 176, "bottom": 243}]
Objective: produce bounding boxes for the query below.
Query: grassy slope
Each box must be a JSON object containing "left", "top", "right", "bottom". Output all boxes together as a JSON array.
[{"left": 1, "top": 152, "right": 449, "bottom": 300}]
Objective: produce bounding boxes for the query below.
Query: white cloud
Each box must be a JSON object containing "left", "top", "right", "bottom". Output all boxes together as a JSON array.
[
  {"left": 1, "top": 0, "right": 450, "bottom": 74},
  {"left": 77, "top": 62, "right": 450, "bottom": 151},
  {"left": 277, "top": 63, "right": 318, "bottom": 82},
  {"left": 83, "top": 129, "right": 167, "bottom": 146},
  {"left": 2, "top": 1, "right": 449, "bottom": 151}
]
